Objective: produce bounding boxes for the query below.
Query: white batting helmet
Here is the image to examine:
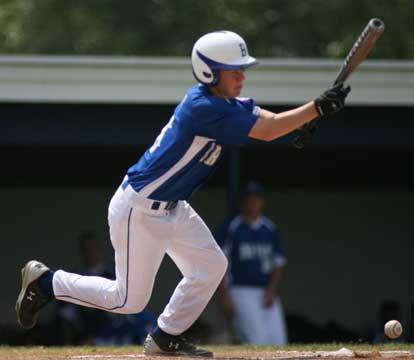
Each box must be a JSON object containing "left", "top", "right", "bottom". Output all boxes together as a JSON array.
[{"left": 191, "top": 30, "right": 258, "bottom": 86}]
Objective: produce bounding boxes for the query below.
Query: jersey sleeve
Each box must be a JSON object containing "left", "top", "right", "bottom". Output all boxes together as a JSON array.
[{"left": 192, "top": 97, "right": 260, "bottom": 146}]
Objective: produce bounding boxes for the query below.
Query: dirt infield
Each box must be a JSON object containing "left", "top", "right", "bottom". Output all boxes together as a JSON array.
[{"left": 2, "top": 348, "right": 414, "bottom": 360}]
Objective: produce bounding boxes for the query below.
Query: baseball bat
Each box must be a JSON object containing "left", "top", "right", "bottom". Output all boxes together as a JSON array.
[{"left": 293, "top": 18, "right": 385, "bottom": 149}]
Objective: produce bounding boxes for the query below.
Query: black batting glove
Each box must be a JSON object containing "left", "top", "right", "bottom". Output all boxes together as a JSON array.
[{"left": 314, "top": 83, "right": 351, "bottom": 117}]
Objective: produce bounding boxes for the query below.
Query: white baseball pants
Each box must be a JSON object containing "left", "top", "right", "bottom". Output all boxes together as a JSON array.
[
  {"left": 53, "top": 184, "right": 228, "bottom": 335},
  {"left": 229, "top": 286, "right": 288, "bottom": 345}
]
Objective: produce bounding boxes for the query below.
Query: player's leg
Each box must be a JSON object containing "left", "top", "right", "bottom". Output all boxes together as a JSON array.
[
  {"left": 159, "top": 201, "right": 227, "bottom": 334},
  {"left": 263, "top": 296, "right": 288, "bottom": 345},
  {"left": 16, "top": 186, "right": 169, "bottom": 329},
  {"left": 228, "top": 286, "right": 269, "bottom": 345},
  {"left": 144, "top": 201, "right": 227, "bottom": 357},
  {"left": 53, "top": 187, "right": 170, "bottom": 312}
]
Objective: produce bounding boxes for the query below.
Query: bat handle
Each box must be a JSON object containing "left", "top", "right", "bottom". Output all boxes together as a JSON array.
[
  {"left": 292, "top": 120, "right": 318, "bottom": 149},
  {"left": 293, "top": 79, "right": 346, "bottom": 149}
]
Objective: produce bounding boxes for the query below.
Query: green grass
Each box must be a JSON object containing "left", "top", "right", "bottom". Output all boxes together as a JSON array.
[
  {"left": 1, "top": 343, "right": 414, "bottom": 355},
  {"left": 0, "top": 346, "right": 139, "bottom": 356}
]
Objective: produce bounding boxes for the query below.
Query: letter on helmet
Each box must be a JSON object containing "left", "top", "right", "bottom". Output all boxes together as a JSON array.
[{"left": 191, "top": 31, "right": 258, "bottom": 86}]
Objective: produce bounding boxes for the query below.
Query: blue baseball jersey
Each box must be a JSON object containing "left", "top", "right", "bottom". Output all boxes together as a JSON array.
[
  {"left": 216, "top": 216, "right": 287, "bottom": 287},
  {"left": 126, "top": 84, "right": 260, "bottom": 201}
]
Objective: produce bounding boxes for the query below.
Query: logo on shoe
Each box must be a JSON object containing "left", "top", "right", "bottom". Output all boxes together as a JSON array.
[
  {"left": 27, "top": 291, "right": 36, "bottom": 301},
  {"left": 168, "top": 342, "right": 180, "bottom": 350}
]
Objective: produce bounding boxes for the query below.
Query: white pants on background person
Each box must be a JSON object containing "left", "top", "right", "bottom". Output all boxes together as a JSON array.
[
  {"left": 52, "top": 183, "right": 228, "bottom": 336},
  {"left": 229, "top": 286, "right": 288, "bottom": 345}
]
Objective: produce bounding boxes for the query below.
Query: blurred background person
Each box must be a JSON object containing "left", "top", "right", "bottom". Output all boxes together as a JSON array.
[
  {"left": 216, "top": 181, "right": 288, "bottom": 345},
  {"left": 56, "top": 231, "right": 157, "bottom": 345}
]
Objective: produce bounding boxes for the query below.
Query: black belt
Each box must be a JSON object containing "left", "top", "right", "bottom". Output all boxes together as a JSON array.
[{"left": 121, "top": 179, "right": 178, "bottom": 211}]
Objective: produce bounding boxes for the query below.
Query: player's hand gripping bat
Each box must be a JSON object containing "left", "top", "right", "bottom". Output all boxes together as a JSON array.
[{"left": 293, "top": 18, "right": 385, "bottom": 149}]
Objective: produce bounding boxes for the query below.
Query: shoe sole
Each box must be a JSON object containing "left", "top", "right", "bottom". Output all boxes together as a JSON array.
[
  {"left": 143, "top": 334, "right": 213, "bottom": 358},
  {"left": 15, "top": 260, "right": 48, "bottom": 329}
]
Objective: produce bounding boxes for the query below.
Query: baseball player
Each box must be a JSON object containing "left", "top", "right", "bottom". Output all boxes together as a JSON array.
[
  {"left": 216, "top": 181, "right": 288, "bottom": 345},
  {"left": 16, "top": 30, "right": 350, "bottom": 357}
]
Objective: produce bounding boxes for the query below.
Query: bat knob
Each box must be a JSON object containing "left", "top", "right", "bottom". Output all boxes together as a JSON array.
[{"left": 292, "top": 121, "right": 318, "bottom": 149}]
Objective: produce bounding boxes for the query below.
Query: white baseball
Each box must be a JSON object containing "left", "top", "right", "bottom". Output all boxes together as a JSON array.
[{"left": 384, "top": 320, "right": 403, "bottom": 339}]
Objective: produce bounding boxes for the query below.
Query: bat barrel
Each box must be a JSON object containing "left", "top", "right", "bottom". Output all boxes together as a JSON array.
[
  {"left": 293, "top": 18, "right": 385, "bottom": 149},
  {"left": 334, "top": 17, "right": 385, "bottom": 85}
]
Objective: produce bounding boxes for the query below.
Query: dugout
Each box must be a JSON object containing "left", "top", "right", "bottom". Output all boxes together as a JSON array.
[{"left": 1, "top": 56, "right": 414, "bottom": 344}]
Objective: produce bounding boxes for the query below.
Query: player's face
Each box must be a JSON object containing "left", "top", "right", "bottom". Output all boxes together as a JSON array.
[
  {"left": 212, "top": 69, "right": 245, "bottom": 98},
  {"left": 242, "top": 194, "right": 264, "bottom": 217}
]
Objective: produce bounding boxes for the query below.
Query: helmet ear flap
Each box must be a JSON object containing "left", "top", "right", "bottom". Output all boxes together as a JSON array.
[
  {"left": 191, "top": 50, "right": 220, "bottom": 86},
  {"left": 209, "top": 69, "right": 220, "bottom": 87}
]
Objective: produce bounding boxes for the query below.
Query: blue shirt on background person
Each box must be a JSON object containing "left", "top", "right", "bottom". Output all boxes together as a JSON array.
[
  {"left": 216, "top": 182, "right": 288, "bottom": 345},
  {"left": 216, "top": 214, "right": 287, "bottom": 287}
]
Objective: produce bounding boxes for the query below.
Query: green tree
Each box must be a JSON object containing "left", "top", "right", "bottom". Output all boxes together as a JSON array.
[{"left": 0, "top": 0, "right": 412, "bottom": 59}]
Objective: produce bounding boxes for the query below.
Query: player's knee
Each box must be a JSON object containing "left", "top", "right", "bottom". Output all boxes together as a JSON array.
[
  {"left": 210, "top": 250, "right": 228, "bottom": 280},
  {"left": 112, "top": 283, "right": 151, "bottom": 314},
  {"left": 218, "top": 251, "right": 228, "bottom": 275},
  {"left": 132, "top": 291, "right": 153, "bottom": 313},
  {"left": 119, "top": 297, "right": 149, "bottom": 314},
  {"left": 122, "top": 304, "right": 146, "bottom": 314}
]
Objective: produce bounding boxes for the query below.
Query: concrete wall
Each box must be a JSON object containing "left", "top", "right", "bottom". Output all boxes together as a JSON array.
[
  {"left": 2, "top": 187, "right": 413, "bottom": 338},
  {"left": 1, "top": 56, "right": 413, "bottom": 106}
]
